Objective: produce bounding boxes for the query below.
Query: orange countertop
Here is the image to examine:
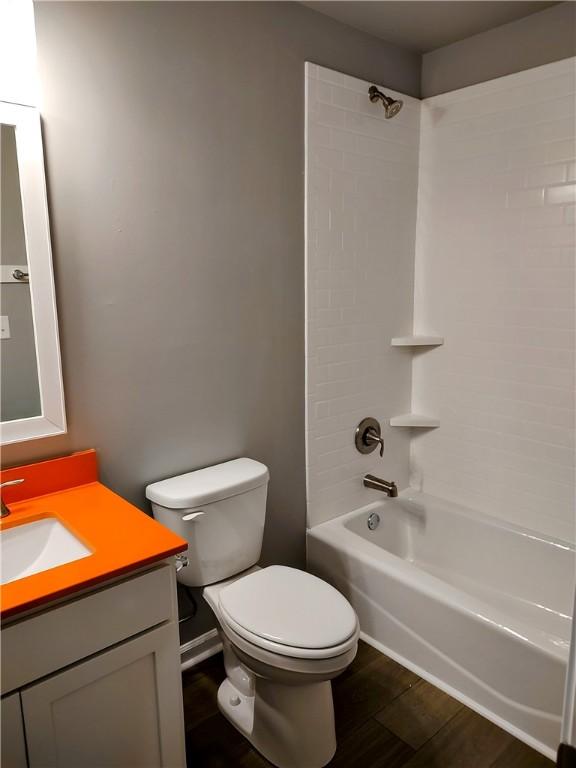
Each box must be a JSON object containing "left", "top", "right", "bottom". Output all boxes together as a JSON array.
[{"left": 0, "top": 450, "right": 187, "bottom": 619}]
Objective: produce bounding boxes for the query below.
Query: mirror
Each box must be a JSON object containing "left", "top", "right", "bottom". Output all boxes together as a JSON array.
[
  {"left": 0, "top": 102, "right": 65, "bottom": 444},
  {"left": 1, "top": 123, "right": 41, "bottom": 421}
]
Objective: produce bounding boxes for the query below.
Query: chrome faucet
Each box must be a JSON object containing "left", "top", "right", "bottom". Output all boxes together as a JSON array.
[
  {"left": 1, "top": 479, "right": 24, "bottom": 518},
  {"left": 363, "top": 474, "right": 398, "bottom": 497}
]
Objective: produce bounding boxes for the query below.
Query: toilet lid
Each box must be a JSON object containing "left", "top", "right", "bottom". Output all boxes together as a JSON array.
[{"left": 218, "top": 566, "right": 358, "bottom": 650}]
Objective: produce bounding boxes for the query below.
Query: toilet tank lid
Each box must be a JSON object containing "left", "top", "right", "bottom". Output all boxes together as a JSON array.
[{"left": 145, "top": 458, "right": 269, "bottom": 509}]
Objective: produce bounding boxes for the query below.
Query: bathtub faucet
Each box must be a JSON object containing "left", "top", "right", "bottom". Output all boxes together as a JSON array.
[{"left": 363, "top": 474, "right": 398, "bottom": 497}]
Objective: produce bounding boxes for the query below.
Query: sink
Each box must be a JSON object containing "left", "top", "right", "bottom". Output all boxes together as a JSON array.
[{"left": 1, "top": 517, "right": 92, "bottom": 585}]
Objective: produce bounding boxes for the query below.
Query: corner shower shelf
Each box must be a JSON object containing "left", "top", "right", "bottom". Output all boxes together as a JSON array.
[
  {"left": 391, "top": 335, "right": 444, "bottom": 347},
  {"left": 389, "top": 414, "right": 440, "bottom": 428}
]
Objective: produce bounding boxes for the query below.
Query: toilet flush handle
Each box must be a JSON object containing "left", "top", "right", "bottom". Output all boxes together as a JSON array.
[{"left": 181, "top": 511, "right": 205, "bottom": 522}]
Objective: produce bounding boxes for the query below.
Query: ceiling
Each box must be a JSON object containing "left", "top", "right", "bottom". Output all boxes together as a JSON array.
[{"left": 301, "top": 1, "right": 561, "bottom": 53}]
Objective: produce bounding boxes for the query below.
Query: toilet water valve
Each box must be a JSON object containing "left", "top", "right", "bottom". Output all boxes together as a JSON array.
[{"left": 174, "top": 554, "right": 189, "bottom": 572}]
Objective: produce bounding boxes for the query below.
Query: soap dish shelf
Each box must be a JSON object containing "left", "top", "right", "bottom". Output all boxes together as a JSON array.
[
  {"left": 389, "top": 414, "right": 440, "bottom": 428},
  {"left": 391, "top": 336, "right": 444, "bottom": 347}
]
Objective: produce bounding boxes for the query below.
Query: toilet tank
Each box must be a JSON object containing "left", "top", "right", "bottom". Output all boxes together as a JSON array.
[{"left": 145, "top": 458, "right": 269, "bottom": 587}]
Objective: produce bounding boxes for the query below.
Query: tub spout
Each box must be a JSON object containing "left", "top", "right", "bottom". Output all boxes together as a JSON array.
[{"left": 363, "top": 474, "right": 398, "bottom": 497}]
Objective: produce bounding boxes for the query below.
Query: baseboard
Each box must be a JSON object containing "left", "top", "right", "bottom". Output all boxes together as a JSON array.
[{"left": 180, "top": 628, "right": 222, "bottom": 672}]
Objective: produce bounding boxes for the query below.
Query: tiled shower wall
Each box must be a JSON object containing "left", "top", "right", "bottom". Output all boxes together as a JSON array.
[
  {"left": 305, "top": 64, "right": 420, "bottom": 527},
  {"left": 306, "top": 58, "right": 575, "bottom": 540},
  {"left": 412, "top": 58, "right": 576, "bottom": 542}
]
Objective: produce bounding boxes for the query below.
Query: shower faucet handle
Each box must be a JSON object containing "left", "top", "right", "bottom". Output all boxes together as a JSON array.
[
  {"left": 355, "top": 417, "right": 384, "bottom": 457},
  {"left": 366, "top": 428, "right": 384, "bottom": 457}
]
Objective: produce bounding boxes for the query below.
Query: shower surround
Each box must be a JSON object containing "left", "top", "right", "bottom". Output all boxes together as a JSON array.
[
  {"left": 305, "top": 58, "right": 576, "bottom": 543},
  {"left": 305, "top": 58, "right": 575, "bottom": 758}
]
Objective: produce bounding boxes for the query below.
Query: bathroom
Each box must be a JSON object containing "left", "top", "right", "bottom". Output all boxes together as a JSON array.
[{"left": 0, "top": 1, "right": 574, "bottom": 766}]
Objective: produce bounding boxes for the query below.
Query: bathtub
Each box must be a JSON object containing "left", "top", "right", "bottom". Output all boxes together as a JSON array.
[{"left": 307, "top": 491, "right": 575, "bottom": 760}]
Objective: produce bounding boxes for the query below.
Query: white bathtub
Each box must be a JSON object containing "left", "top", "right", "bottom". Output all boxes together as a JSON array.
[{"left": 307, "top": 491, "right": 575, "bottom": 760}]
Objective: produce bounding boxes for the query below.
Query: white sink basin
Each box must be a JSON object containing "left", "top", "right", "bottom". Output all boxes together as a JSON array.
[{"left": 1, "top": 517, "right": 92, "bottom": 585}]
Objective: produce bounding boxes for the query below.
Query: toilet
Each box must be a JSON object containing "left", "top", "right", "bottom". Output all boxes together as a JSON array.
[{"left": 146, "top": 458, "right": 359, "bottom": 768}]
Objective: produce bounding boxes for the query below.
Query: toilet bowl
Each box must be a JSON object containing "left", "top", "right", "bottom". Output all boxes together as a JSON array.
[
  {"left": 146, "top": 458, "right": 359, "bottom": 768},
  {"left": 205, "top": 566, "right": 359, "bottom": 768}
]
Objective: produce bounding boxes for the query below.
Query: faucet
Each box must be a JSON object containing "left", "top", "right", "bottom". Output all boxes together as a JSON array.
[
  {"left": 1, "top": 479, "right": 25, "bottom": 518},
  {"left": 363, "top": 474, "right": 398, "bottom": 497}
]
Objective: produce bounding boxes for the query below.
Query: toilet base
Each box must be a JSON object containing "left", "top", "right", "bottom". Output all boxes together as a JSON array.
[
  {"left": 217, "top": 668, "right": 337, "bottom": 768},
  {"left": 218, "top": 678, "right": 255, "bottom": 740}
]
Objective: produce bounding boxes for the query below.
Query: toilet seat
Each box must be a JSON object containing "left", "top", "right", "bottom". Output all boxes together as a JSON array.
[
  {"left": 217, "top": 566, "right": 359, "bottom": 659},
  {"left": 218, "top": 610, "right": 359, "bottom": 662}
]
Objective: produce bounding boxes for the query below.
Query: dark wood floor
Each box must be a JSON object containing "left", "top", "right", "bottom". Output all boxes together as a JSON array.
[{"left": 183, "top": 640, "right": 555, "bottom": 768}]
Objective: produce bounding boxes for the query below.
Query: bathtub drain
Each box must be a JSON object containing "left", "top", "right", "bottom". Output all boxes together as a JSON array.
[{"left": 367, "top": 512, "right": 380, "bottom": 531}]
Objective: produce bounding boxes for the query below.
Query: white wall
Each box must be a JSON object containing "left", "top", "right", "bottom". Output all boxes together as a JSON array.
[
  {"left": 0, "top": 0, "right": 38, "bottom": 106},
  {"left": 412, "top": 58, "right": 575, "bottom": 542},
  {"left": 305, "top": 63, "right": 420, "bottom": 526}
]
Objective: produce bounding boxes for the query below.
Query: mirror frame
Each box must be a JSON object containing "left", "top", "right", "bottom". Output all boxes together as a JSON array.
[{"left": 0, "top": 100, "right": 66, "bottom": 444}]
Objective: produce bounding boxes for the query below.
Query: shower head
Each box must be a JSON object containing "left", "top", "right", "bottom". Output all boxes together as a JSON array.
[{"left": 368, "top": 85, "right": 403, "bottom": 119}]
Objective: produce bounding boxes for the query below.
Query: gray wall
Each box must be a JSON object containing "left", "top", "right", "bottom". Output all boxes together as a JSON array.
[
  {"left": 3, "top": 2, "right": 419, "bottom": 581},
  {"left": 1, "top": 125, "right": 41, "bottom": 422},
  {"left": 422, "top": 2, "right": 576, "bottom": 97}
]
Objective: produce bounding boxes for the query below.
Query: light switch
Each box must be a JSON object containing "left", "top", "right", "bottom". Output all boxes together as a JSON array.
[{"left": 1, "top": 316, "right": 10, "bottom": 339}]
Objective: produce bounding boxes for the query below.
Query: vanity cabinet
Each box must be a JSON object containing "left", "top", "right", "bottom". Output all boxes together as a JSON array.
[
  {"left": 1, "top": 563, "right": 185, "bottom": 768},
  {"left": 22, "top": 623, "right": 182, "bottom": 768}
]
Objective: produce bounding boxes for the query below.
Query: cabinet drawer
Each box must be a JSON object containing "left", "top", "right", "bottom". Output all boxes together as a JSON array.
[{"left": 2, "top": 563, "right": 177, "bottom": 693}]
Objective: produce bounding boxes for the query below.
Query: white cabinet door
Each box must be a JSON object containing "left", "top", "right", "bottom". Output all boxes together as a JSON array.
[
  {"left": 1, "top": 693, "right": 28, "bottom": 768},
  {"left": 22, "top": 623, "right": 185, "bottom": 768}
]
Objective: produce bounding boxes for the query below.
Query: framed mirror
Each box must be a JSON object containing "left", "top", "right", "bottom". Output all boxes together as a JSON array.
[{"left": 0, "top": 101, "right": 65, "bottom": 444}]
